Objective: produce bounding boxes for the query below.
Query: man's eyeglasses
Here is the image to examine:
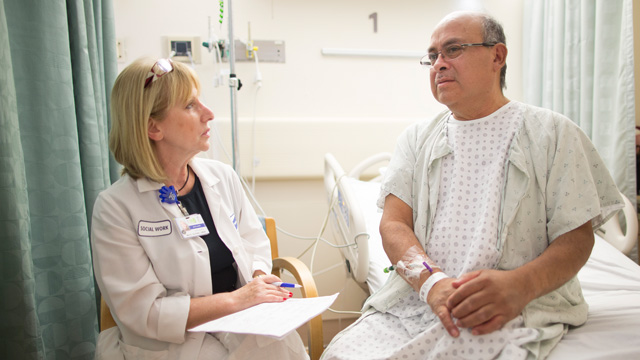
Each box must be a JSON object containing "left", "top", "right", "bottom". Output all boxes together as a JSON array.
[
  {"left": 144, "top": 58, "right": 174, "bottom": 88},
  {"left": 420, "top": 43, "right": 496, "bottom": 67}
]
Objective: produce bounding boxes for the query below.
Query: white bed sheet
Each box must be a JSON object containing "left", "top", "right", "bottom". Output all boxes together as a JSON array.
[
  {"left": 344, "top": 178, "right": 640, "bottom": 359},
  {"left": 548, "top": 235, "right": 640, "bottom": 359}
]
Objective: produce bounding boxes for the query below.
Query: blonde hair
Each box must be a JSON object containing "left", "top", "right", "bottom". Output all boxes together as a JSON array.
[{"left": 109, "top": 58, "right": 200, "bottom": 182}]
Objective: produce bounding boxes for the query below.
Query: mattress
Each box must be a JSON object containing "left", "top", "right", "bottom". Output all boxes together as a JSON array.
[{"left": 548, "top": 235, "right": 640, "bottom": 359}]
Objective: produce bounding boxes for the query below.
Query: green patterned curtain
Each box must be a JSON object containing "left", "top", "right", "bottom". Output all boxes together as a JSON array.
[{"left": 0, "top": 0, "right": 117, "bottom": 358}]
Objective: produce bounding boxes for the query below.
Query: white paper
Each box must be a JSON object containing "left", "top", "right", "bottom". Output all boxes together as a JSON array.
[{"left": 188, "top": 293, "right": 339, "bottom": 339}]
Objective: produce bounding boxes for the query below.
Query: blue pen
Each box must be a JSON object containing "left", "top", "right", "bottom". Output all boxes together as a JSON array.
[{"left": 272, "top": 282, "right": 302, "bottom": 288}]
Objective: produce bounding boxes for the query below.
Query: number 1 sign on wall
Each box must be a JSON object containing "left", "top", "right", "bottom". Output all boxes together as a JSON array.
[{"left": 369, "top": 12, "right": 377, "bottom": 33}]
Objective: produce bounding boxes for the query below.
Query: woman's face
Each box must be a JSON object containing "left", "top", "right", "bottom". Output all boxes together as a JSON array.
[{"left": 148, "top": 86, "right": 214, "bottom": 160}]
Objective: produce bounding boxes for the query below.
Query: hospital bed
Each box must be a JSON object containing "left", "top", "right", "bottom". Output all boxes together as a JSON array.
[{"left": 324, "top": 152, "right": 640, "bottom": 359}]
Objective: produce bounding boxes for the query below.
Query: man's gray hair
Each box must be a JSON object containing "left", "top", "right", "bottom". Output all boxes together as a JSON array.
[{"left": 480, "top": 14, "right": 507, "bottom": 90}]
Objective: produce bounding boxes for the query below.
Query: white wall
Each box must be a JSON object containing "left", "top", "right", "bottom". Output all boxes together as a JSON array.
[
  {"left": 114, "top": 0, "right": 524, "bottom": 178},
  {"left": 113, "top": 0, "right": 524, "bottom": 318}
]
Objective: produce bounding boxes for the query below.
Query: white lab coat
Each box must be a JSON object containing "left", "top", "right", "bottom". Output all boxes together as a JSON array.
[{"left": 91, "top": 157, "right": 278, "bottom": 359}]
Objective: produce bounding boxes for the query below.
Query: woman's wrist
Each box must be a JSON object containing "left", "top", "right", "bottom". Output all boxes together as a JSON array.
[{"left": 252, "top": 270, "right": 267, "bottom": 278}]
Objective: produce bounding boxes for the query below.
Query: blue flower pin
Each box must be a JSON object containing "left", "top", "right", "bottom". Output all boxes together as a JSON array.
[{"left": 159, "top": 185, "right": 179, "bottom": 204}]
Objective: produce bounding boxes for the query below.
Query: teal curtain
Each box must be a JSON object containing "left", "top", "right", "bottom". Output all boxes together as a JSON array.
[
  {"left": 0, "top": 0, "right": 117, "bottom": 358},
  {"left": 522, "top": 0, "right": 636, "bottom": 207}
]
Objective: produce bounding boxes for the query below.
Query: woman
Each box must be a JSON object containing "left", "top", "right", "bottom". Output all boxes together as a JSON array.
[{"left": 91, "top": 58, "right": 308, "bottom": 359}]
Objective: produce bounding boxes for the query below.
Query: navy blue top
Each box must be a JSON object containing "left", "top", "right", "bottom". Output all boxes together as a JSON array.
[{"left": 178, "top": 173, "right": 237, "bottom": 294}]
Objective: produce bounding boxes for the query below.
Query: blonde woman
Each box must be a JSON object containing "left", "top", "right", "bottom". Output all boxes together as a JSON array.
[{"left": 92, "top": 58, "right": 308, "bottom": 359}]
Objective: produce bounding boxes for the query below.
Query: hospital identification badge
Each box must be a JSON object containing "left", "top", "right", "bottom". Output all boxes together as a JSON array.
[{"left": 174, "top": 214, "right": 210, "bottom": 239}]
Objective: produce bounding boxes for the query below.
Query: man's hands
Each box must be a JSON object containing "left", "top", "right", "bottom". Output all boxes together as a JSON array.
[
  {"left": 426, "top": 277, "right": 460, "bottom": 337},
  {"left": 425, "top": 269, "right": 532, "bottom": 337},
  {"left": 449, "top": 270, "right": 532, "bottom": 335},
  {"left": 429, "top": 221, "right": 594, "bottom": 336}
]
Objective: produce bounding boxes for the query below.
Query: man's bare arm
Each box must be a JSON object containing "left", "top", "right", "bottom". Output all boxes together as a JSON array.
[{"left": 380, "top": 194, "right": 460, "bottom": 337}]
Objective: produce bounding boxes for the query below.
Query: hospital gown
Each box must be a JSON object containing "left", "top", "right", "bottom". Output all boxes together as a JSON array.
[{"left": 321, "top": 102, "right": 623, "bottom": 360}]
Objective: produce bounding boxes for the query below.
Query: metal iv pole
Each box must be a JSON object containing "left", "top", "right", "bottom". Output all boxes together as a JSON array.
[{"left": 227, "top": 0, "right": 241, "bottom": 175}]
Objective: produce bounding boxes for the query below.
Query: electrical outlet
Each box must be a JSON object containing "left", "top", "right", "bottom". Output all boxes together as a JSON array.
[{"left": 116, "top": 38, "right": 126, "bottom": 63}]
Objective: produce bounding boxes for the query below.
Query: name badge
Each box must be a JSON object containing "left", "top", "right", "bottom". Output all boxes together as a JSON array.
[
  {"left": 138, "top": 220, "right": 172, "bottom": 237},
  {"left": 175, "top": 214, "right": 210, "bottom": 239}
]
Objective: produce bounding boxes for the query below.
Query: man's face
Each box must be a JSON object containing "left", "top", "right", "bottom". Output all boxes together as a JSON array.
[{"left": 428, "top": 16, "right": 498, "bottom": 114}]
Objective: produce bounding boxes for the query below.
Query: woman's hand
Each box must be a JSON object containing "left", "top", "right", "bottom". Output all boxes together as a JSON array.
[
  {"left": 232, "top": 274, "right": 293, "bottom": 309},
  {"left": 187, "top": 274, "right": 293, "bottom": 330}
]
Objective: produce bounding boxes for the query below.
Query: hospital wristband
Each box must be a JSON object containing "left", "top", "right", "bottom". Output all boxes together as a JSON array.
[{"left": 419, "top": 272, "right": 450, "bottom": 303}]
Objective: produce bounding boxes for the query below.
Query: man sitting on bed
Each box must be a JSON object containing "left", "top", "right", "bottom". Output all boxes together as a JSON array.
[{"left": 321, "top": 10, "right": 623, "bottom": 360}]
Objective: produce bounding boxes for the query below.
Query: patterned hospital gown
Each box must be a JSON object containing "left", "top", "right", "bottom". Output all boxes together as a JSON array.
[{"left": 321, "top": 102, "right": 623, "bottom": 360}]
